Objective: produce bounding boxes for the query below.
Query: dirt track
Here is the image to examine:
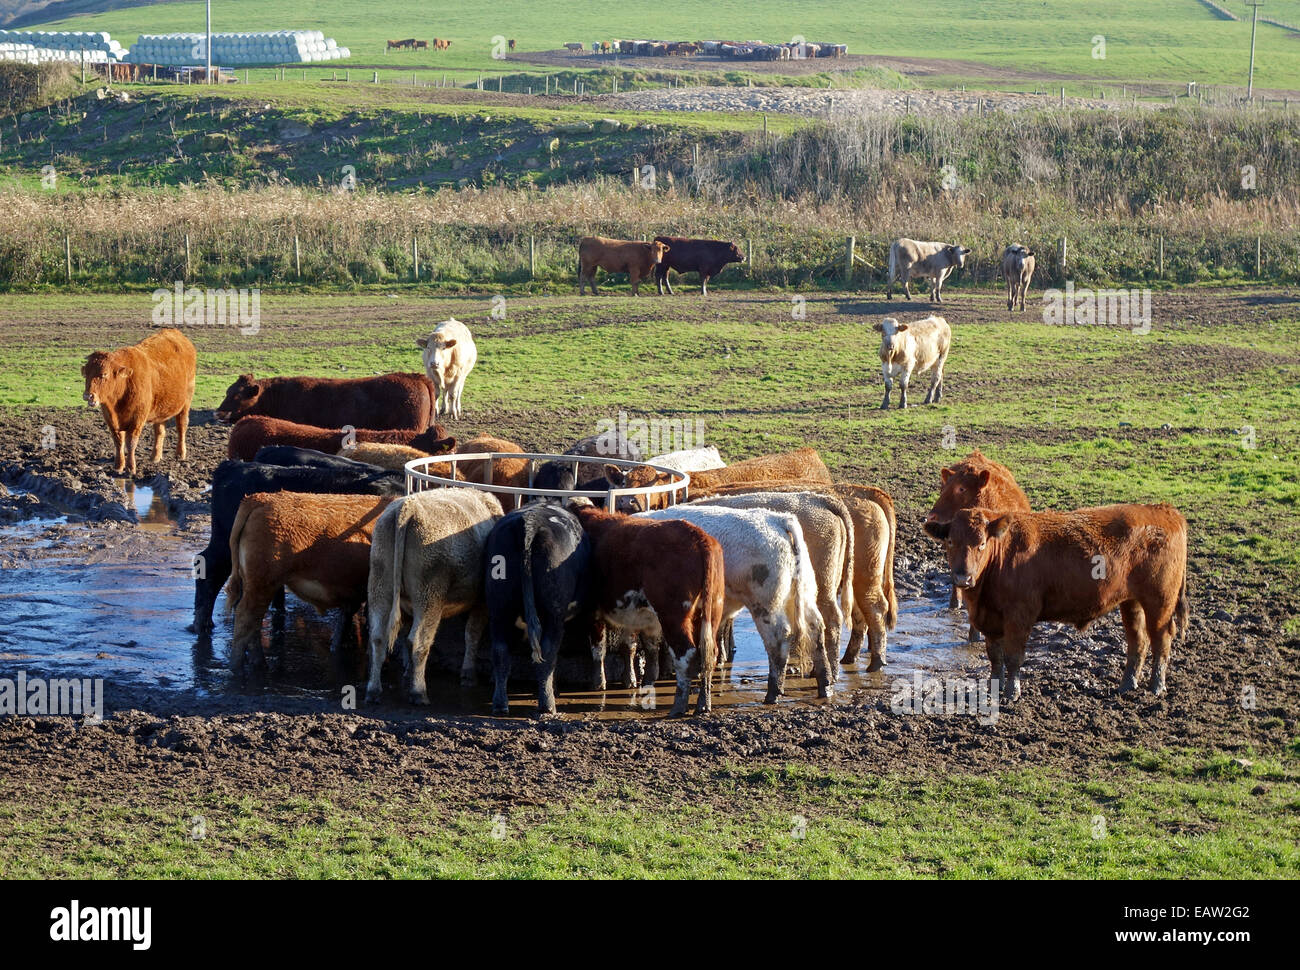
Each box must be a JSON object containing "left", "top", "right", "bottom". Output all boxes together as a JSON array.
[{"left": 1, "top": 288, "right": 1297, "bottom": 808}]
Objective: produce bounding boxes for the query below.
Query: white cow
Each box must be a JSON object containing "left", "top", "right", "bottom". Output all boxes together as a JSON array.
[
  {"left": 887, "top": 238, "right": 971, "bottom": 302},
  {"left": 875, "top": 315, "right": 951, "bottom": 409},
  {"left": 635, "top": 504, "right": 830, "bottom": 703},
  {"left": 365, "top": 488, "right": 502, "bottom": 703},
  {"left": 647, "top": 445, "right": 726, "bottom": 473},
  {"left": 1001, "top": 244, "right": 1035, "bottom": 312},
  {"left": 416, "top": 318, "right": 477, "bottom": 421}
]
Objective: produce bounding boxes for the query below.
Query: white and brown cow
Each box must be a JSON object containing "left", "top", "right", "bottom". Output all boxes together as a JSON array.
[
  {"left": 1001, "top": 244, "right": 1035, "bottom": 312},
  {"left": 887, "top": 238, "right": 971, "bottom": 302},
  {"left": 875, "top": 315, "right": 951, "bottom": 409},
  {"left": 417, "top": 318, "right": 477, "bottom": 421}
]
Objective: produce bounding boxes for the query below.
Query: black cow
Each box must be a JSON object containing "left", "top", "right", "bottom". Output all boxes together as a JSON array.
[
  {"left": 653, "top": 236, "right": 745, "bottom": 295},
  {"left": 484, "top": 504, "right": 592, "bottom": 715},
  {"left": 192, "top": 456, "right": 404, "bottom": 634}
]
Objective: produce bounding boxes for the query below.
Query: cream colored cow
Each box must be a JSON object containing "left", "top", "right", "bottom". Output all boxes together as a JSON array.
[
  {"left": 874, "top": 315, "right": 951, "bottom": 409},
  {"left": 416, "top": 318, "right": 477, "bottom": 421}
]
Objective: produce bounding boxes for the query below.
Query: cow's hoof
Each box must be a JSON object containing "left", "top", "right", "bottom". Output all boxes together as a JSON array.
[
  {"left": 1150, "top": 677, "right": 1167, "bottom": 697},
  {"left": 817, "top": 686, "right": 832, "bottom": 700},
  {"left": 763, "top": 692, "right": 778, "bottom": 705},
  {"left": 409, "top": 692, "right": 430, "bottom": 706},
  {"left": 866, "top": 656, "right": 885, "bottom": 672},
  {"left": 839, "top": 651, "right": 857, "bottom": 666},
  {"left": 492, "top": 704, "right": 509, "bottom": 716},
  {"left": 968, "top": 628, "right": 981, "bottom": 643},
  {"left": 666, "top": 708, "right": 688, "bottom": 719},
  {"left": 1117, "top": 675, "right": 1138, "bottom": 695},
  {"left": 459, "top": 672, "right": 477, "bottom": 687}
]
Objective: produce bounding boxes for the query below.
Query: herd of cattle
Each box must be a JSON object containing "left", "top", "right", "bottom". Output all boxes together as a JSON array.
[
  {"left": 568, "top": 39, "right": 847, "bottom": 59},
  {"left": 74, "top": 253, "right": 1190, "bottom": 715}
]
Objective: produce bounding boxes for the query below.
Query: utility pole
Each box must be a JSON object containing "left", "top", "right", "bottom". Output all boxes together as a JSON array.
[
  {"left": 205, "top": 0, "right": 213, "bottom": 85},
  {"left": 1246, "top": 1, "right": 1265, "bottom": 100}
]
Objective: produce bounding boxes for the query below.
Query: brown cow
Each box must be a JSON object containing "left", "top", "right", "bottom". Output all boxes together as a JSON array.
[
  {"left": 227, "top": 415, "right": 453, "bottom": 461},
  {"left": 508, "top": 38, "right": 516, "bottom": 51},
  {"left": 571, "top": 501, "right": 725, "bottom": 716},
  {"left": 578, "top": 236, "right": 670, "bottom": 296},
  {"left": 924, "top": 449, "right": 1031, "bottom": 637},
  {"left": 413, "top": 39, "right": 429, "bottom": 50},
  {"left": 225, "top": 492, "right": 393, "bottom": 670},
  {"left": 930, "top": 504, "right": 1189, "bottom": 700},
  {"left": 215, "top": 372, "right": 439, "bottom": 432},
  {"left": 452, "top": 434, "right": 530, "bottom": 490},
  {"left": 81, "top": 327, "right": 196, "bottom": 477}
]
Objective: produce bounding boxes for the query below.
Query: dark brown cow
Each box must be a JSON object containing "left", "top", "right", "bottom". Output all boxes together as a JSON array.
[
  {"left": 81, "top": 327, "right": 196, "bottom": 477},
  {"left": 227, "top": 415, "right": 454, "bottom": 461},
  {"left": 571, "top": 502, "right": 724, "bottom": 716},
  {"left": 930, "top": 504, "right": 1189, "bottom": 700},
  {"left": 652, "top": 236, "right": 745, "bottom": 295},
  {"left": 508, "top": 38, "right": 516, "bottom": 51},
  {"left": 413, "top": 39, "right": 429, "bottom": 50},
  {"left": 225, "top": 492, "right": 392, "bottom": 670},
  {"left": 215, "top": 372, "right": 438, "bottom": 432},
  {"left": 924, "top": 449, "right": 1032, "bottom": 635},
  {"left": 578, "top": 236, "right": 670, "bottom": 296}
]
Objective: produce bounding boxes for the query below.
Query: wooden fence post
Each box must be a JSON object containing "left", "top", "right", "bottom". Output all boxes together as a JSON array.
[
  {"left": 294, "top": 234, "right": 301, "bottom": 280},
  {"left": 412, "top": 235, "right": 419, "bottom": 282},
  {"left": 64, "top": 234, "right": 71, "bottom": 283},
  {"left": 529, "top": 235, "right": 536, "bottom": 279},
  {"left": 184, "top": 232, "right": 191, "bottom": 280},
  {"left": 844, "top": 236, "right": 856, "bottom": 286},
  {"left": 1158, "top": 236, "right": 1164, "bottom": 277},
  {"left": 1256, "top": 236, "right": 1262, "bottom": 277},
  {"left": 747, "top": 238, "right": 754, "bottom": 276},
  {"left": 1058, "top": 236, "right": 1067, "bottom": 277}
]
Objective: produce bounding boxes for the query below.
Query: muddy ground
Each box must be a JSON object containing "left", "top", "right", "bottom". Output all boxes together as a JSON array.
[{"left": 1, "top": 288, "right": 1297, "bottom": 809}]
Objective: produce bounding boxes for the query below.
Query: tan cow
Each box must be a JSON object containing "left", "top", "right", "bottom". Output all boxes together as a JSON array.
[
  {"left": 1001, "top": 245, "right": 1035, "bottom": 312},
  {"left": 887, "top": 238, "right": 971, "bottom": 302},
  {"left": 875, "top": 315, "right": 951, "bottom": 409},
  {"left": 578, "top": 236, "right": 670, "bottom": 296},
  {"left": 416, "top": 318, "right": 477, "bottom": 421},
  {"left": 81, "top": 327, "right": 196, "bottom": 477}
]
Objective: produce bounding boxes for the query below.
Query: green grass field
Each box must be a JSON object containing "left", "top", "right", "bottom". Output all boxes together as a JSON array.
[{"left": 34, "top": 0, "right": 1300, "bottom": 90}]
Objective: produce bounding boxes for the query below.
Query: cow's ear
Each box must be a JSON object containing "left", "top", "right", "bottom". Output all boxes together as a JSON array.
[
  {"left": 961, "top": 247, "right": 972, "bottom": 254},
  {"left": 924, "top": 521, "right": 950, "bottom": 540},
  {"left": 976, "top": 469, "right": 990, "bottom": 489},
  {"left": 896, "top": 323, "right": 910, "bottom": 332},
  {"left": 116, "top": 367, "right": 133, "bottom": 379},
  {"left": 872, "top": 322, "right": 883, "bottom": 332},
  {"left": 441, "top": 338, "right": 456, "bottom": 350},
  {"left": 240, "top": 373, "right": 253, "bottom": 381},
  {"left": 940, "top": 467, "right": 952, "bottom": 483},
  {"left": 988, "top": 515, "right": 1012, "bottom": 540},
  {"left": 603, "top": 464, "right": 628, "bottom": 487},
  {"left": 415, "top": 337, "right": 427, "bottom": 349}
]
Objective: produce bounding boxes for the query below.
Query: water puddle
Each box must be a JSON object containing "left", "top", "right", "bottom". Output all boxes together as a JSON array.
[{"left": 0, "top": 507, "right": 980, "bottom": 717}]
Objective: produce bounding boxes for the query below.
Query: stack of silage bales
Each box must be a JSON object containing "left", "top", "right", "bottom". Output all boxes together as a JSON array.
[
  {"left": 0, "top": 29, "right": 128, "bottom": 64},
  {"left": 124, "top": 30, "right": 350, "bottom": 66}
]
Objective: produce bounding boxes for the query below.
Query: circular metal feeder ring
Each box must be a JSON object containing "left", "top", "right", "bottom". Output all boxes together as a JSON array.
[{"left": 404, "top": 452, "right": 690, "bottom": 511}]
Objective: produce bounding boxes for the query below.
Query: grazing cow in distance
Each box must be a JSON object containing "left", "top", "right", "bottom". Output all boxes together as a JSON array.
[
  {"left": 1001, "top": 244, "right": 1035, "bottom": 312},
  {"left": 481, "top": 504, "right": 591, "bottom": 715},
  {"left": 652, "top": 237, "right": 745, "bottom": 295},
  {"left": 930, "top": 504, "right": 1189, "bottom": 700},
  {"left": 875, "top": 315, "right": 951, "bottom": 409},
  {"left": 578, "top": 236, "right": 670, "bottom": 296},
  {"left": 417, "top": 318, "right": 477, "bottom": 421},
  {"left": 636, "top": 503, "right": 830, "bottom": 703},
  {"left": 887, "top": 238, "right": 971, "bottom": 302},
  {"left": 508, "top": 38, "right": 516, "bottom": 51},
  {"left": 194, "top": 456, "right": 403, "bottom": 634},
  {"left": 81, "top": 328, "right": 196, "bottom": 477},
  {"left": 433, "top": 39, "right": 451, "bottom": 51},
  {"left": 215, "top": 372, "right": 439, "bottom": 432},
  {"left": 571, "top": 501, "right": 724, "bottom": 716},
  {"left": 227, "top": 414, "right": 453, "bottom": 461},
  {"left": 226, "top": 492, "right": 393, "bottom": 670},
  {"left": 564, "top": 42, "right": 584, "bottom": 52},
  {"left": 365, "top": 489, "right": 503, "bottom": 703},
  {"left": 924, "top": 448, "right": 1032, "bottom": 636},
  {"left": 413, "top": 39, "right": 428, "bottom": 50}
]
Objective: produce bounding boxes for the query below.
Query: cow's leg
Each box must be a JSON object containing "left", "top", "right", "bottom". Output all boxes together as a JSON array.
[
  {"left": 618, "top": 630, "right": 638, "bottom": 689},
  {"left": 640, "top": 635, "right": 660, "bottom": 687},
  {"left": 1001, "top": 632, "right": 1028, "bottom": 703},
  {"left": 1146, "top": 608, "right": 1175, "bottom": 697},
  {"left": 462, "top": 605, "right": 488, "bottom": 689},
  {"left": 664, "top": 621, "right": 703, "bottom": 717},
  {"left": 124, "top": 426, "right": 142, "bottom": 477},
  {"left": 364, "top": 598, "right": 394, "bottom": 703},
  {"left": 879, "top": 363, "right": 893, "bottom": 409},
  {"left": 931, "top": 355, "right": 946, "bottom": 402},
  {"left": 230, "top": 588, "right": 273, "bottom": 672},
  {"left": 151, "top": 422, "right": 166, "bottom": 462},
  {"left": 489, "top": 623, "right": 512, "bottom": 716},
  {"left": 757, "top": 613, "right": 793, "bottom": 704},
  {"left": 589, "top": 619, "right": 608, "bottom": 691},
  {"left": 578, "top": 270, "right": 585, "bottom": 296},
  {"left": 192, "top": 542, "right": 230, "bottom": 635},
  {"left": 985, "top": 637, "right": 1005, "bottom": 696},
  {"left": 111, "top": 428, "right": 127, "bottom": 474},
  {"left": 175, "top": 407, "right": 189, "bottom": 460},
  {"left": 629, "top": 269, "right": 640, "bottom": 296},
  {"left": 1118, "top": 601, "right": 1149, "bottom": 694},
  {"left": 865, "top": 593, "right": 889, "bottom": 671},
  {"left": 820, "top": 596, "right": 843, "bottom": 683},
  {"left": 534, "top": 615, "right": 568, "bottom": 715},
  {"left": 948, "top": 584, "right": 960, "bottom": 609},
  {"left": 656, "top": 267, "right": 667, "bottom": 295},
  {"left": 841, "top": 600, "right": 866, "bottom": 665},
  {"left": 700, "top": 274, "right": 710, "bottom": 296},
  {"left": 901, "top": 276, "right": 912, "bottom": 300},
  {"left": 897, "top": 368, "right": 912, "bottom": 409},
  {"left": 715, "top": 615, "right": 733, "bottom": 662},
  {"left": 406, "top": 600, "right": 444, "bottom": 705}
]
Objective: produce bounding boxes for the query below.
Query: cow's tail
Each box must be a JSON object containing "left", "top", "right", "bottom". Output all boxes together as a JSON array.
[
  {"left": 833, "top": 500, "right": 855, "bottom": 641},
  {"left": 225, "top": 499, "right": 256, "bottom": 613},
  {"left": 784, "top": 518, "right": 826, "bottom": 660},
  {"left": 1174, "top": 573, "right": 1190, "bottom": 643},
  {"left": 700, "top": 542, "right": 725, "bottom": 668},
  {"left": 385, "top": 500, "right": 410, "bottom": 658},
  {"left": 522, "top": 513, "right": 544, "bottom": 664},
  {"left": 876, "top": 492, "right": 899, "bottom": 630}
]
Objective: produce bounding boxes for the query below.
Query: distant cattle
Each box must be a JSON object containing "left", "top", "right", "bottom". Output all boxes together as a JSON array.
[
  {"left": 875, "top": 315, "right": 951, "bottom": 409},
  {"left": 652, "top": 237, "right": 745, "bottom": 295},
  {"left": 564, "top": 42, "right": 584, "bottom": 52},
  {"left": 930, "top": 504, "right": 1189, "bottom": 700},
  {"left": 578, "top": 236, "right": 669, "bottom": 296},
  {"left": 365, "top": 489, "right": 503, "bottom": 703},
  {"left": 227, "top": 415, "right": 453, "bottom": 461},
  {"left": 508, "top": 38, "right": 517, "bottom": 51},
  {"left": 482, "top": 504, "right": 591, "bottom": 714},
  {"left": 887, "top": 238, "right": 971, "bottom": 302},
  {"left": 413, "top": 39, "right": 428, "bottom": 50},
  {"left": 416, "top": 318, "right": 477, "bottom": 421},
  {"left": 226, "top": 492, "right": 393, "bottom": 670},
  {"left": 216, "top": 372, "right": 439, "bottom": 432},
  {"left": 924, "top": 448, "right": 1033, "bottom": 634},
  {"left": 387, "top": 39, "right": 415, "bottom": 50},
  {"left": 1001, "top": 244, "right": 1035, "bottom": 312},
  {"left": 433, "top": 38, "right": 451, "bottom": 51},
  {"left": 81, "top": 328, "right": 196, "bottom": 477},
  {"left": 194, "top": 456, "right": 403, "bottom": 635},
  {"left": 636, "top": 503, "right": 829, "bottom": 703},
  {"left": 572, "top": 502, "right": 724, "bottom": 716}
]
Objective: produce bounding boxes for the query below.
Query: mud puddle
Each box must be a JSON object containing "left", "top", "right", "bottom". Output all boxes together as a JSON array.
[{"left": 0, "top": 502, "right": 978, "bottom": 717}]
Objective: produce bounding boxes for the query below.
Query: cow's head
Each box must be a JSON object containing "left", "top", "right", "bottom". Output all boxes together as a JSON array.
[
  {"left": 600, "top": 463, "right": 669, "bottom": 512},
  {"left": 873, "top": 317, "right": 909, "bottom": 360},
  {"left": 948, "top": 245, "right": 972, "bottom": 269},
  {"left": 81, "top": 351, "right": 130, "bottom": 409},
  {"left": 416, "top": 320, "right": 463, "bottom": 382},
  {"left": 649, "top": 241, "right": 670, "bottom": 264},
  {"left": 215, "top": 374, "right": 262, "bottom": 423},
  {"left": 927, "top": 508, "right": 1011, "bottom": 590},
  {"left": 726, "top": 242, "right": 745, "bottom": 264},
  {"left": 924, "top": 457, "right": 994, "bottom": 538}
]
